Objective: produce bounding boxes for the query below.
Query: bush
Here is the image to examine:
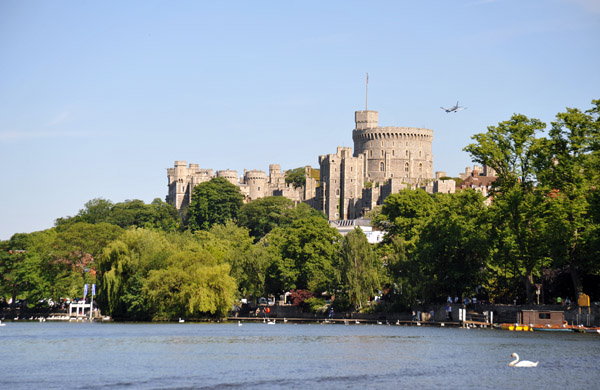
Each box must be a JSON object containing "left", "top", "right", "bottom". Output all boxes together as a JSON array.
[
  {"left": 304, "top": 297, "right": 327, "bottom": 313},
  {"left": 331, "top": 295, "right": 352, "bottom": 312}
]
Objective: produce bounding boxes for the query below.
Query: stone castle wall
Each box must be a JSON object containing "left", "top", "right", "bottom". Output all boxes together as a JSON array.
[{"left": 167, "top": 108, "right": 449, "bottom": 221}]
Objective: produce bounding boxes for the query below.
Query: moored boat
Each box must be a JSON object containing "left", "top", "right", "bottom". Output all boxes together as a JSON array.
[{"left": 531, "top": 324, "right": 572, "bottom": 332}]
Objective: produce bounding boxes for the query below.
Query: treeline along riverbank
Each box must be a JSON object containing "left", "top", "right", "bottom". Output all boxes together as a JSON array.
[{"left": 1, "top": 100, "right": 599, "bottom": 322}]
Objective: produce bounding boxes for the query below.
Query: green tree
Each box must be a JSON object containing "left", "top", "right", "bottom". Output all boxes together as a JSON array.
[
  {"left": 535, "top": 100, "right": 600, "bottom": 296},
  {"left": 187, "top": 177, "right": 244, "bottom": 231},
  {"left": 285, "top": 167, "right": 307, "bottom": 188},
  {"left": 98, "top": 229, "right": 173, "bottom": 319},
  {"left": 78, "top": 198, "right": 115, "bottom": 224},
  {"left": 208, "top": 222, "right": 272, "bottom": 298},
  {"left": 238, "top": 196, "right": 295, "bottom": 239},
  {"left": 374, "top": 189, "right": 436, "bottom": 245},
  {"left": 238, "top": 197, "right": 325, "bottom": 240},
  {"left": 266, "top": 216, "right": 341, "bottom": 293},
  {"left": 143, "top": 251, "right": 236, "bottom": 320},
  {"left": 464, "top": 114, "right": 547, "bottom": 303},
  {"left": 336, "top": 228, "right": 381, "bottom": 310},
  {"left": 416, "top": 191, "right": 492, "bottom": 302}
]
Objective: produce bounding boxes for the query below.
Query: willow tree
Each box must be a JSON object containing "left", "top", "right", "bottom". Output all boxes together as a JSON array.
[
  {"left": 143, "top": 251, "right": 237, "bottom": 320},
  {"left": 336, "top": 228, "right": 381, "bottom": 310}
]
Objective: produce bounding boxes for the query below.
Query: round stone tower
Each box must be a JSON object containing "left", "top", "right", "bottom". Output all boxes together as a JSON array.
[
  {"left": 352, "top": 110, "right": 433, "bottom": 184},
  {"left": 216, "top": 170, "right": 239, "bottom": 185},
  {"left": 244, "top": 170, "right": 267, "bottom": 201}
]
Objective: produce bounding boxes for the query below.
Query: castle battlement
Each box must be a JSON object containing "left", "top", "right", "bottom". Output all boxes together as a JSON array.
[
  {"left": 167, "top": 107, "right": 449, "bottom": 221},
  {"left": 352, "top": 127, "right": 433, "bottom": 141}
]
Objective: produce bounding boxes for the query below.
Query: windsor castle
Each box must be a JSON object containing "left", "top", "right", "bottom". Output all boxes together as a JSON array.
[{"left": 166, "top": 108, "right": 457, "bottom": 220}]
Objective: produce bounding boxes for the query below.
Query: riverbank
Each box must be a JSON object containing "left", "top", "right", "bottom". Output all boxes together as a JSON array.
[{"left": 3, "top": 302, "right": 598, "bottom": 326}]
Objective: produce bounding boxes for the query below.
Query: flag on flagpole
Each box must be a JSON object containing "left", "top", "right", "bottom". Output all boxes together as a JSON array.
[
  {"left": 83, "top": 284, "right": 88, "bottom": 298},
  {"left": 92, "top": 284, "right": 96, "bottom": 297}
]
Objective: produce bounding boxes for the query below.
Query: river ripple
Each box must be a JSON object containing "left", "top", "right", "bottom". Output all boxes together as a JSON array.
[{"left": 1, "top": 322, "right": 598, "bottom": 389}]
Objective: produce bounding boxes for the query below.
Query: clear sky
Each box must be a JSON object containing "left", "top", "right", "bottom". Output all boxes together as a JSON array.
[{"left": 1, "top": 0, "right": 599, "bottom": 240}]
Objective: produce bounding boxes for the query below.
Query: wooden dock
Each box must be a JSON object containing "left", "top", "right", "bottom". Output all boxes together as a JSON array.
[{"left": 228, "top": 317, "right": 464, "bottom": 327}]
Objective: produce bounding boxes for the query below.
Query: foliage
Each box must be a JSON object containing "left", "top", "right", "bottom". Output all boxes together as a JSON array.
[
  {"left": 238, "top": 196, "right": 294, "bottom": 239},
  {"left": 335, "top": 228, "right": 382, "bottom": 310},
  {"left": 266, "top": 216, "right": 341, "bottom": 293},
  {"left": 285, "top": 167, "right": 307, "bottom": 188},
  {"left": 239, "top": 197, "right": 326, "bottom": 241},
  {"left": 98, "top": 228, "right": 237, "bottom": 320},
  {"left": 304, "top": 297, "right": 327, "bottom": 313},
  {"left": 288, "top": 289, "right": 313, "bottom": 306},
  {"left": 374, "top": 189, "right": 436, "bottom": 244},
  {"left": 416, "top": 191, "right": 492, "bottom": 302},
  {"left": 55, "top": 198, "right": 180, "bottom": 232},
  {"left": 187, "top": 177, "right": 244, "bottom": 231}
]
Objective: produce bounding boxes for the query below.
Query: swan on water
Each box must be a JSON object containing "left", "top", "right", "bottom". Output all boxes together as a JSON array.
[
  {"left": 509, "top": 353, "right": 538, "bottom": 367},
  {"left": 238, "top": 321, "right": 242, "bottom": 326}
]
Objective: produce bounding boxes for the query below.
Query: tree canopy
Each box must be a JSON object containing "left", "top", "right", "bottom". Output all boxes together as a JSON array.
[{"left": 187, "top": 177, "right": 244, "bottom": 231}]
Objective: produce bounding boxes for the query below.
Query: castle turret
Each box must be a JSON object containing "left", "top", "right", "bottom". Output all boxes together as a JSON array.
[
  {"left": 352, "top": 110, "right": 433, "bottom": 185},
  {"left": 244, "top": 170, "right": 267, "bottom": 201},
  {"left": 216, "top": 170, "right": 239, "bottom": 185}
]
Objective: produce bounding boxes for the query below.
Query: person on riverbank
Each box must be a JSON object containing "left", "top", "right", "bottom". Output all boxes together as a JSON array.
[{"left": 445, "top": 304, "right": 452, "bottom": 321}]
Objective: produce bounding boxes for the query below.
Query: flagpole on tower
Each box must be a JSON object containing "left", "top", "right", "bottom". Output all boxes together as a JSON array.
[{"left": 366, "top": 72, "right": 369, "bottom": 111}]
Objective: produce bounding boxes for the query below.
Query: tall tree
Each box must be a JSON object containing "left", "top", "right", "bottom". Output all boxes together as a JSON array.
[
  {"left": 535, "top": 100, "right": 600, "bottom": 296},
  {"left": 374, "top": 189, "right": 436, "bottom": 245},
  {"left": 238, "top": 196, "right": 295, "bottom": 239},
  {"left": 187, "top": 177, "right": 244, "bottom": 231},
  {"left": 417, "top": 190, "right": 492, "bottom": 302},
  {"left": 266, "top": 216, "right": 341, "bottom": 293},
  {"left": 464, "top": 114, "right": 547, "bottom": 303},
  {"left": 336, "top": 228, "right": 381, "bottom": 310}
]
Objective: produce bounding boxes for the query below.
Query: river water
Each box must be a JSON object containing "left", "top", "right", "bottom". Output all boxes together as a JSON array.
[{"left": 1, "top": 321, "right": 598, "bottom": 389}]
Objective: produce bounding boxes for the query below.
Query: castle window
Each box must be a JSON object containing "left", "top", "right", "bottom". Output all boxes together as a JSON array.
[
  {"left": 381, "top": 141, "right": 384, "bottom": 147},
  {"left": 419, "top": 163, "right": 423, "bottom": 172},
  {"left": 405, "top": 150, "right": 409, "bottom": 157},
  {"left": 391, "top": 174, "right": 394, "bottom": 177},
  {"left": 419, "top": 151, "right": 422, "bottom": 157},
  {"left": 380, "top": 162, "right": 385, "bottom": 171},
  {"left": 258, "top": 187, "right": 261, "bottom": 191},
  {"left": 336, "top": 189, "right": 340, "bottom": 196},
  {"left": 381, "top": 150, "right": 384, "bottom": 157},
  {"left": 405, "top": 162, "right": 409, "bottom": 172},
  {"left": 392, "top": 150, "right": 395, "bottom": 156},
  {"left": 369, "top": 150, "right": 372, "bottom": 157}
]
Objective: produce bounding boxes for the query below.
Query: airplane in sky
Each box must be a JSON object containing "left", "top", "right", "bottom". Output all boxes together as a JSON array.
[{"left": 440, "top": 101, "right": 467, "bottom": 113}]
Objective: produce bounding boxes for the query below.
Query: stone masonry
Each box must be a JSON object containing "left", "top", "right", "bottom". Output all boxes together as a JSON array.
[{"left": 167, "top": 108, "right": 453, "bottom": 220}]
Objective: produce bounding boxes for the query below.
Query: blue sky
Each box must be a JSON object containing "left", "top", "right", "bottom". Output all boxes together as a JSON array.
[{"left": 1, "top": 0, "right": 599, "bottom": 240}]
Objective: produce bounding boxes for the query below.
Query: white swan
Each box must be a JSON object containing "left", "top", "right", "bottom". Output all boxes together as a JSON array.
[{"left": 509, "top": 353, "right": 538, "bottom": 367}]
